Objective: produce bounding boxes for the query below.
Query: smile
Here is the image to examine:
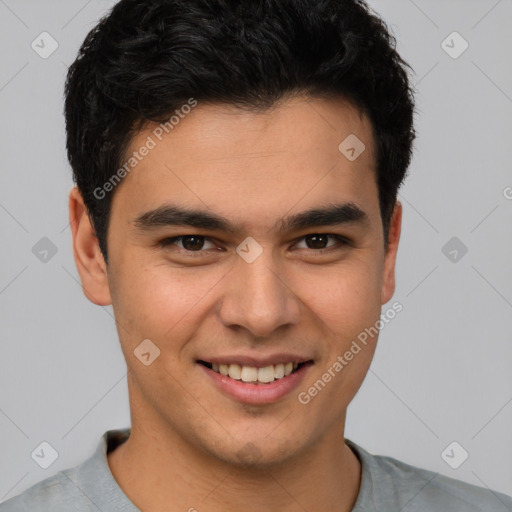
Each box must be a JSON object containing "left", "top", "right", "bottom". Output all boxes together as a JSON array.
[
  {"left": 197, "top": 356, "right": 313, "bottom": 404},
  {"left": 199, "top": 361, "right": 304, "bottom": 384}
]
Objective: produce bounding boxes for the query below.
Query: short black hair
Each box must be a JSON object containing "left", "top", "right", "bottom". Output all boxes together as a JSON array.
[{"left": 65, "top": 0, "right": 416, "bottom": 264}]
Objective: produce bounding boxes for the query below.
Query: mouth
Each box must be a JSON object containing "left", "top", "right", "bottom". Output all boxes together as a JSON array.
[
  {"left": 198, "top": 360, "right": 309, "bottom": 385},
  {"left": 197, "top": 355, "right": 314, "bottom": 404}
]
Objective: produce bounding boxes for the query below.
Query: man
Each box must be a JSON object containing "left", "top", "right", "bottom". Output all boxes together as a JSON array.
[{"left": 1, "top": 0, "right": 511, "bottom": 510}]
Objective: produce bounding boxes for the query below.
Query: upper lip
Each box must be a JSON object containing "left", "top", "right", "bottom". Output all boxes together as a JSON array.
[{"left": 198, "top": 354, "right": 313, "bottom": 368}]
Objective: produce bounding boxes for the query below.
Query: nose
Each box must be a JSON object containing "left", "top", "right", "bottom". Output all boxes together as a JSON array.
[{"left": 217, "top": 250, "right": 301, "bottom": 338}]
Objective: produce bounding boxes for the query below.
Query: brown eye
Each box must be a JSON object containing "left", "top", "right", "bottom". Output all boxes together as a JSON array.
[
  {"left": 295, "top": 234, "right": 348, "bottom": 251},
  {"left": 180, "top": 235, "right": 205, "bottom": 251},
  {"left": 305, "top": 234, "right": 329, "bottom": 249},
  {"left": 160, "top": 235, "right": 216, "bottom": 252}
]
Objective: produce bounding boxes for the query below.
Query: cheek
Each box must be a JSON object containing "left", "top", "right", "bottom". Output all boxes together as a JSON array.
[
  {"left": 294, "top": 266, "right": 382, "bottom": 419},
  {"left": 109, "top": 262, "right": 226, "bottom": 345},
  {"left": 294, "top": 259, "right": 383, "bottom": 336}
]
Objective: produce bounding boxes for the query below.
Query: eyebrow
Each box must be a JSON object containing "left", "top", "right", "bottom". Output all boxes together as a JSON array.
[{"left": 132, "top": 202, "right": 370, "bottom": 235}]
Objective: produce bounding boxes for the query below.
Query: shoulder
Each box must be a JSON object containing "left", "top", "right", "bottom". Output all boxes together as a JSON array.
[
  {"left": 0, "top": 429, "right": 132, "bottom": 512},
  {"left": 347, "top": 440, "right": 512, "bottom": 511},
  {"left": 0, "top": 466, "right": 89, "bottom": 511}
]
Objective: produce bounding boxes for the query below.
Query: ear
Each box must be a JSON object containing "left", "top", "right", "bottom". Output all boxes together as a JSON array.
[
  {"left": 380, "top": 200, "right": 402, "bottom": 305},
  {"left": 69, "top": 187, "right": 112, "bottom": 306}
]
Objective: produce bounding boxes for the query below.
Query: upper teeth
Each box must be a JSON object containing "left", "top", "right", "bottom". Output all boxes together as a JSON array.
[{"left": 211, "top": 362, "right": 299, "bottom": 383}]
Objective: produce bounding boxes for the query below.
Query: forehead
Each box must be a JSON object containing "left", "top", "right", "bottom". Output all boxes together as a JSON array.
[{"left": 110, "top": 95, "right": 379, "bottom": 232}]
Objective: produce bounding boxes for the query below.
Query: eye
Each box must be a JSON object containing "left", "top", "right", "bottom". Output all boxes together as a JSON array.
[
  {"left": 158, "top": 233, "right": 350, "bottom": 256},
  {"left": 294, "top": 234, "right": 349, "bottom": 251},
  {"left": 159, "top": 235, "right": 217, "bottom": 252}
]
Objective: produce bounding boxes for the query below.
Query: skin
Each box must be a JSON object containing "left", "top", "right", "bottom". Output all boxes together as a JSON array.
[{"left": 69, "top": 94, "right": 402, "bottom": 512}]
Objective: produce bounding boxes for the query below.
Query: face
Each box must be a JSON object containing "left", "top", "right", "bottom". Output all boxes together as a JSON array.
[{"left": 71, "top": 95, "right": 401, "bottom": 468}]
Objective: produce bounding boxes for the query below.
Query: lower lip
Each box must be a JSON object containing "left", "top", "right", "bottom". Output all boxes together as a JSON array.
[{"left": 199, "top": 363, "right": 312, "bottom": 405}]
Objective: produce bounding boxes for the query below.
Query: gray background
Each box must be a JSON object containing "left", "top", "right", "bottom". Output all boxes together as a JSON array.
[{"left": 1, "top": 0, "right": 511, "bottom": 503}]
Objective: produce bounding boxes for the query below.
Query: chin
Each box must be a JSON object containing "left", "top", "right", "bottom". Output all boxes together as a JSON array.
[{"left": 198, "top": 432, "right": 307, "bottom": 470}]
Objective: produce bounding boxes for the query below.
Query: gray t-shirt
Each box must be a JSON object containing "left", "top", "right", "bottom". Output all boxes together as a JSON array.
[{"left": 1, "top": 428, "right": 511, "bottom": 511}]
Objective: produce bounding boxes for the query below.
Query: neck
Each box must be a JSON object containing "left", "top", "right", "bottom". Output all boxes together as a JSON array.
[
  {"left": 108, "top": 375, "right": 361, "bottom": 511},
  {"left": 108, "top": 420, "right": 361, "bottom": 512}
]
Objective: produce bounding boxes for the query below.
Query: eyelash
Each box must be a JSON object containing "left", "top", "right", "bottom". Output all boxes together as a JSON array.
[{"left": 158, "top": 234, "right": 350, "bottom": 256}]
